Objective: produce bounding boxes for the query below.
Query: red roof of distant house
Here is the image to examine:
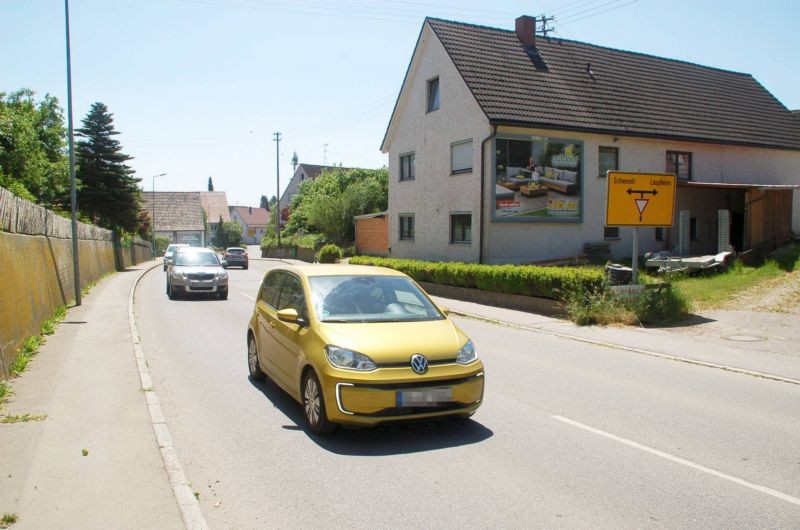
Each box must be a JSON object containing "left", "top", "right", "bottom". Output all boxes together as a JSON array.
[{"left": 230, "top": 206, "right": 269, "bottom": 226}]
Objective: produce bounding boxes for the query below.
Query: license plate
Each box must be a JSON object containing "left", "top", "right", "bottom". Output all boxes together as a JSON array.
[{"left": 396, "top": 388, "right": 452, "bottom": 407}]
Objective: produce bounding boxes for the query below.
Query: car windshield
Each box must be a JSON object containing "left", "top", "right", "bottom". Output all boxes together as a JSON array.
[
  {"left": 308, "top": 275, "right": 444, "bottom": 323},
  {"left": 174, "top": 252, "right": 220, "bottom": 267},
  {"left": 227, "top": 248, "right": 245, "bottom": 255}
]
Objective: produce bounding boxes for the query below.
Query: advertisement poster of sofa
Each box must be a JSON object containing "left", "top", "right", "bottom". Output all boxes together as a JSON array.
[{"left": 493, "top": 136, "right": 583, "bottom": 221}]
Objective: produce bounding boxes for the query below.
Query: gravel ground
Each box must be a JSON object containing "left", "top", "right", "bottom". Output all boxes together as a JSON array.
[{"left": 721, "top": 269, "right": 800, "bottom": 314}]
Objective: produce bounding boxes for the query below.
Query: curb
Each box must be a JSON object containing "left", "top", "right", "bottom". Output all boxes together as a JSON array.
[
  {"left": 450, "top": 310, "right": 800, "bottom": 387},
  {"left": 127, "top": 262, "right": 209, "bottom": 530}
]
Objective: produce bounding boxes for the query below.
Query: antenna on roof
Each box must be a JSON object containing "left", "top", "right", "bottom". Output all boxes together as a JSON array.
[{"left": 322, "top": 143, "right": 329, "bottom": 165}]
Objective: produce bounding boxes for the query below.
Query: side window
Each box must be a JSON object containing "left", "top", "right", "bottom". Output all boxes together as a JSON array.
[
  {"left": 276, "top": 274, "right": 307, "bottom": 317},
  {"left": 260, "top": 272, "right": 284, "bottom": 308}
]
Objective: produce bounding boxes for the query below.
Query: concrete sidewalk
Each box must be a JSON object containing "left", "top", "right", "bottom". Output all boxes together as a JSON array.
[
  {"left": 432, "top": 296, "right": 800, "bottom": 383},
  {"left": 0, "top": 261, "right": 184, "bottom": 529}
]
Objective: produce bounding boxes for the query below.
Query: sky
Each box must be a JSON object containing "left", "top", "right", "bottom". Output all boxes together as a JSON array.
[{"left": 2, "top": 0, "right": 799, "bottom": 208}]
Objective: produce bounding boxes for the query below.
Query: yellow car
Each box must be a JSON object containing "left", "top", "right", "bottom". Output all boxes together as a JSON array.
[{"left": 247, "top": 264, "right": 484, "bottom": 434}]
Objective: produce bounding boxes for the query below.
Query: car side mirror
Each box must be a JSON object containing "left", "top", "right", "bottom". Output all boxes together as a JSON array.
[
  {"left": 277, "top": 308, "right": 299, "bottom": 323},
  {"left": 221, "top": 260, "right": 228, "bottom": 267}
]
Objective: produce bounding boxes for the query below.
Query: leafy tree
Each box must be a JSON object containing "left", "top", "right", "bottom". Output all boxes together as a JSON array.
[
  {"left": 283, "top": 167, "right": 387, "bottom": 242},
  {"left": 214, "top": 220, "right": 242, "bottom": 248},
  {"left": 269, "top": 195, "right": 277, "bottom": 210},
  {"left": 291, "top": 151, "right": 299, "bottom": 172},
  {"left": 207, "top": 176, "right": 214, "bottom": 191},
  {"left": 260, "top": 194, "right": 269, "bottom": 210},
  {"left": 75, "top": 102, "right": 141, "bottom": 232},
  {"left": 0, "top": 89, "right": 69, "bottom": 208}
]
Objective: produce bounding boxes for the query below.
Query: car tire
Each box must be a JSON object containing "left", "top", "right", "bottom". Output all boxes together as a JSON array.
[
  {"left": 167, "top": 281, "right": 176, "bottom": 300},
  {"left": 247, "top": 334, "right": 265, "bottom": 381},
  {"left": 244, "top": 263, "right": 248, "bottom": 270},
  {"left": 219, "top": 287, "right": 228, "bottom": 300},
  {"left": 302, "top": 371, "right": 335, "bottom": 435}
]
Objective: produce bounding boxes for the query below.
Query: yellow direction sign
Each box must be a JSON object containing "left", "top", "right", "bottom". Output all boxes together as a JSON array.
[{"left": 606, "top": 171, "right": 676, "bottom": 226}]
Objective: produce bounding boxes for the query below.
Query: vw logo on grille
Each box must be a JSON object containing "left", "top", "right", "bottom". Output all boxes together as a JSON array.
[{"left": 410, "top": 354, "right": 429, "bottom": 374}]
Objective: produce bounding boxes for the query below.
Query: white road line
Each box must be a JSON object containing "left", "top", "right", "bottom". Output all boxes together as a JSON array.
[
  {"left": 241, "top": 293, "right": 255, "bottom": 301},
  {"left": 551, "top": 414, "right": 800, "bottom": 507},
  {"left": 130, "top": 263, "right": 209, "bottom": 530}
]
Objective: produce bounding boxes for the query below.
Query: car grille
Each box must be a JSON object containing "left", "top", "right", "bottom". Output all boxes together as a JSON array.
[
  {"left": 188, "top": 273, "right": 215, "bottom": 280},
  {"left": 365, "top": 402, "right": 465, "bottom": 417}
]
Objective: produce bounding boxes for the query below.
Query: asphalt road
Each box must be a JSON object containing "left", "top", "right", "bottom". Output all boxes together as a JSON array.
[{"left": 135, "top": 259, "right": 800, "bottom": 529}]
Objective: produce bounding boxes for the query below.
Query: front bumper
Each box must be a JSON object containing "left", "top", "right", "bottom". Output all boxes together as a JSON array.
[
  {"left": 321, "top": 364, "right": 484, "bottom": 426},
  {"left": 171, "top": 276, "right": 228, "bottom": 293}
]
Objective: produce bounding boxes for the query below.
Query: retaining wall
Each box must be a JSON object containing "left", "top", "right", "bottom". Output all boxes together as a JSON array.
[{"left": 0, "top": 187, "right": 153, "bottom": 378}]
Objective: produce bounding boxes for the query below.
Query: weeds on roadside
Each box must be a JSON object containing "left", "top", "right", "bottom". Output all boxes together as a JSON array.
[
  {"left": 9, "top": 336, "right": 41, "bottom": 377},
  {"left": 0, "top": 380, "right": 12, "bottom": 405},
  {"left": 564, "top": 280, "right": 689, "bottom": 326},
  {"left": 1, "top": 414, "right": 47, "bottom": 424},
  {"left": 0, "top": 513, "right": 18, "bottom": 528}
]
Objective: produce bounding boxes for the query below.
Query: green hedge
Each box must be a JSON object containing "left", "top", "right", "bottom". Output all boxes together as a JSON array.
[
  {"left": 261, "top": 233, "right": 324, "bottom": 251},
  {"left": 349, "top": 257, "right": 604, "bottom": 301}
]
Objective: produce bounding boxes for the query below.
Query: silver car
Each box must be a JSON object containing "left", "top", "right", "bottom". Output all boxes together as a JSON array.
[
  {"left": 166, "top": 247, "right": 229, "bottom": 300},
  {"left": 163, "top": 243, "right": 189, "bottom": 271}
]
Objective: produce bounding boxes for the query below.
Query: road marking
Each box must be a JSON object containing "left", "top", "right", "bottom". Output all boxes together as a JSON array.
[
  {"left": 449, "top": 310, "right": 800, "bottom": 386},
  {"left": 551, "top": 414, "right": 800, "bottom": 507},
  {"left": 241, "top": 293, "right": 255, "bottom": 301},
  {"left": 129, "top": 263, "right": 209, "bottom": 530}
]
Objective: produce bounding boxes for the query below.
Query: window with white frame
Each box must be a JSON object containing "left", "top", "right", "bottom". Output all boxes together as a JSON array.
[
  {"left": 399, "top": 214, "right": 415, "bottom": 241},
  {"left": 427, "top": 77, "right": 440, "bottom": 112},
  {"left": 451, "top": 139, "right": 472, "bottom": 174},
  {"left": 400, "top": 152, "right": 415, "bottom": 181},
  {"left": 450, "top": 213, "right": 471, "bottom": 244},
  {"left": 666, "top": 151, "right": 692, "bottom": 181}
]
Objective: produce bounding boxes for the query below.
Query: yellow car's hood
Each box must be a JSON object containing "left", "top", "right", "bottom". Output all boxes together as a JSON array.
[{"left": 318, "top": 319, "right": 467, "bottom": 363}]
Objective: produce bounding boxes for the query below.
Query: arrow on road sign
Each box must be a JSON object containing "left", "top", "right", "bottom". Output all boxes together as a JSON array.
[{"left": 627, "top": 188, "right": 658, "bottom": 197}]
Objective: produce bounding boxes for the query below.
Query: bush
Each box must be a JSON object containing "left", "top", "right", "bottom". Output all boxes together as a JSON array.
[
  {"left": 565, "top": 282, "right": 636, "bottom": 326},
  {"left": 261, "top": 233, "right": 324, "bottom": 251},
  {"left": 317, "top": 244, "right": 343, "bottom": 263},
  {"left": 630, "top": 285, "right": 690, "bottom": 324},
  {"left": 349, "top": 256, "right": 604, "bottom": 300}
]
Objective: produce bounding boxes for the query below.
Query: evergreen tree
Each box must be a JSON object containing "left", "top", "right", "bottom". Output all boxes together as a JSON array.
[
  {"left": 260, "top": 194, "right": 269, "bottom": 210},
  {"left": 75, "top": 102, "right": 141, "bottom": 232},
  {"left": 208, "top": 176, "right": 214, "bottom": 191}
]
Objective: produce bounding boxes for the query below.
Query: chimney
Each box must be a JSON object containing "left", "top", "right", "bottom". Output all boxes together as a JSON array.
[
  {"left": 515, "top": 15, "right": 536, "bottom": 46},
  {"left": 249, "top": 206, "right": 252, "bottom": 215}
]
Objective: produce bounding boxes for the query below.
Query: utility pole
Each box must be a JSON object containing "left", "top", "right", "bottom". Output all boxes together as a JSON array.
[
  {"left": 537, "top": 14, "right": 555, "bottom": 37},
  {"left": 273, "top": 132, "right": 281, "bottom": 244},
  {"left": 64, "top": 0, "right": 81, "bottom": 306}
]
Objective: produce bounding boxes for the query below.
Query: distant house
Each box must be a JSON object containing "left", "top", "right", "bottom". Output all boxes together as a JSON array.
[
  {"left": 199, "top": 191, "right": 231, "bottom": 244},
  {"left": 141, "top": 192, "right": 205, "bottom": 246},
  {"left": 278, "top": 163, "right": 354, "bottom": 213},
  {"left": 382, "top": 16, "right": 800, "bottom": 263},
  {"left": 230, "top": 206, "right": 269, "bottom": 245}
]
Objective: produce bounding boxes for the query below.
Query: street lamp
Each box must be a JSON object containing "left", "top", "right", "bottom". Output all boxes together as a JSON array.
[{"left": 152, "top": 173, "right": 167, "bottom": 254}]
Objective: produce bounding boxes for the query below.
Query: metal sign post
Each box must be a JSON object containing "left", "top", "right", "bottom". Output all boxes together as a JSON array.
[{"left": 606, "top": 172, "right": 677, "bottom": 284}]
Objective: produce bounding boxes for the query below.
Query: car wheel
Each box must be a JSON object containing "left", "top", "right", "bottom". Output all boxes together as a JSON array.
[
  {"left": 302, "top": 371, "right": 335, "bottom": 435},
  {"left": 247, "top": 334, "right": 265, "bottom": 381},
  {"left": 219, "top": 287, "right": 228, "bottom": 300},
  {"left": 167, "top": 281, "right": 176, "bottom": 300},
  {"left": 244, "top": 263, "right": 248, "bottom": 270}
]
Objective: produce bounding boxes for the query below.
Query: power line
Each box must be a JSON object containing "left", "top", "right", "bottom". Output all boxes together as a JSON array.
[{"left": 558, "top": 0, "right": 639, "bottom": 25}]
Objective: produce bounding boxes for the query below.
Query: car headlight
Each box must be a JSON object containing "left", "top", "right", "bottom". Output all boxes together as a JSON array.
[
  {"left": 216, "top": 270, "right": 228, "bottom": 280},
  {"left": 456, "top": 339, "right": 478, "bottom": 364},
  {"left": 325, "top": 345, "right": 377, "bottom": 371},
  {"left": 172, "top": 270, "right": 186, "bottom": 280}
]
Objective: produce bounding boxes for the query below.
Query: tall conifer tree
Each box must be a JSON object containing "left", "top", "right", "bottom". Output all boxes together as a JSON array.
[{"left": 75, "top": 102, "right": 141, "bottom": 232}]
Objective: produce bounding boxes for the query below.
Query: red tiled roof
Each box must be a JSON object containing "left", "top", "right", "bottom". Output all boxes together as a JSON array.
[{"left": 425, "top": 18, "right": 800, "bottom": 150}]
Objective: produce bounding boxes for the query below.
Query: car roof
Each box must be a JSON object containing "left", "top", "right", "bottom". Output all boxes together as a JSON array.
[
  {"left": 175, "top": 246, "right": 214, "bottom": 253},
  {"left": 272, "top": 264, "right": 408, "bottom": 279}
]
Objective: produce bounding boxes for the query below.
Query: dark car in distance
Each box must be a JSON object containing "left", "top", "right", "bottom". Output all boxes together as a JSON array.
[{"left": 223, "top": 247, "right": 248, "bottom": 269}]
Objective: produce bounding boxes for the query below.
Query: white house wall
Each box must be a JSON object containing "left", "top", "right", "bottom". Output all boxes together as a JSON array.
[
  {"left": 488, "top": 126, "right": 800, "bottom": 263},
  {"left": 386, "top": 25, "right": 491, "bottom": 262}
]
